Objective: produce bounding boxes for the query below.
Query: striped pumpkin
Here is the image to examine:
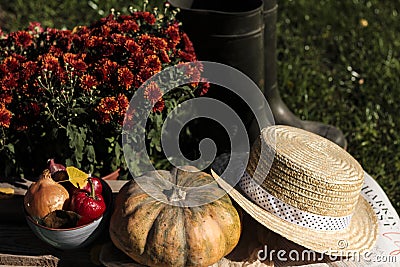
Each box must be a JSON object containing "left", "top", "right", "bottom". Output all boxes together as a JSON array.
[{"left": 109, "top": 166, "right": 241, "bottom": 267}]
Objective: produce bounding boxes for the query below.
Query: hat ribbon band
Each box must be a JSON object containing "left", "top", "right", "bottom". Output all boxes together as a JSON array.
[{"left": 239, "top": 172, "right": 352, "bottom": 231}]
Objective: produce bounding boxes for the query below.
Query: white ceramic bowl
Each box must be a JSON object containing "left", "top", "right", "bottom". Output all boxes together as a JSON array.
[{"left": 25, "top": 179, "right": 113, "bottom": 250}]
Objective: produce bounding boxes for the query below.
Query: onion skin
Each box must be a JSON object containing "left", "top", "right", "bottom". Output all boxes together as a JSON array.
[
  {"left": 24, "top": 169, "right": 70, "bottom": 219},
  {"left": 47, "top": 158, "right": 68, "bottom": 182}
]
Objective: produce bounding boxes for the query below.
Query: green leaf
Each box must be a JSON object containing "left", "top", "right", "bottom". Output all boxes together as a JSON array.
[
  {"left": 66, "top": 123, "right": 87, "bottom": 166},
  {"left": 6, "top": 143, "right": 15, "bottom": 154},
  {"left": 84, "top": 145, "right": 96, "bottom": 163}
]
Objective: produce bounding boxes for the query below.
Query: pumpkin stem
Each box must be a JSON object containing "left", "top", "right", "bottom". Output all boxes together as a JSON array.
[{"left": 164, "top": 186, "right": 186, "bottom": 202}]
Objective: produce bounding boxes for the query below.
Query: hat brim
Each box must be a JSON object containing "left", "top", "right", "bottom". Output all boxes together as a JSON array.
[{"left": 211, "top": 170, "right": 378, "bottom": 255}]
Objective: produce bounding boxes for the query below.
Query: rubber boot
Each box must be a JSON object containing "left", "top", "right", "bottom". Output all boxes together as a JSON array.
[
  {"left": 263, "top": 0, "right": 347, "bottom": 148},
  {"left": 169, "top": 0, "right": 347, "bottom": 149},
  {"left": 169, "top": 0, "right": 266, "bottom": 151}
]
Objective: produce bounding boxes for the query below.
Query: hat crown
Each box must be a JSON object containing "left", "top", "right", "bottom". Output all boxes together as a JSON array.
[{"left": 247, "top": 126, "right": 364, "bottom": 217}]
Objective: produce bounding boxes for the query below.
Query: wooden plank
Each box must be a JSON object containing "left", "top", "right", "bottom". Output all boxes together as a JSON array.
[
  {"left": 0, "top": 253, "right": 59, "bottom": 267},
  {"left": 0, "top": 178, "right": 32, "bottom": 196},
  {"left": 0, "top": 196, "right": 25, "bottom": 224},
  {"left": 0, "top": 224, "right": 102, "bottom": 266},
  {"left": 99, "top": 242, "right": 143, "bottom": 267}
]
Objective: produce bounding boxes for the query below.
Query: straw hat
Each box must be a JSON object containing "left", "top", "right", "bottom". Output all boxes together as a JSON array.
[{"left": 212, "top": 125, "right": 378, "bottom": 255}]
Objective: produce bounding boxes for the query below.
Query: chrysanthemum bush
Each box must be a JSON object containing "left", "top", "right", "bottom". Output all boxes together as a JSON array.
[{"left": 0, "top": 7, "right": 209, "bottom": 178}]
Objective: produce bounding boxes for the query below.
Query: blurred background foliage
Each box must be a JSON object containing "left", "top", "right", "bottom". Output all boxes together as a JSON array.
[
  {"left": 277, "top": 0, "right": 400, "bottom": 214},
  {"left": 0, "top": 0, "right": 163, "bottom": 32},
  {"left": 1, "top": 0, "right": 399, "bottom": 212}
]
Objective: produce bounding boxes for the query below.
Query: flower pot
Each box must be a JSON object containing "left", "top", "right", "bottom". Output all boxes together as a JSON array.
[{"left": 101, "top": 168, "right": 120, "bottom": 181}]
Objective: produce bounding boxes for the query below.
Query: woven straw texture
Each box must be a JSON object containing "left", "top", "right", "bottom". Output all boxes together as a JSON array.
[
  {"left": 212, "top": 125, "right": 378, "bottom": 254},
  {"left": 247, "top": 126, "right": 364, "bottom": 217}
]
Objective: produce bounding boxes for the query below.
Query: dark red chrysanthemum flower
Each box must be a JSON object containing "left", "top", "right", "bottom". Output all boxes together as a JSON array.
[
  {"left": 111, "top": 33, "right": 127, "bottom": 46},
  {"left": 138, "top": 68, "right": 153, "bottom": 83},
  {"left": 117, "top": 93, "right": 129, "bottom": 112},
  {"left": 137, "top": 33, "right": 151, "bottom": 43},
  {"left": 27, "top": 22, "right": 44, "bottom": 34},
  {"left": 0, "top": 64, "right": 7, "bottom": 75},
  {"left": 159, "top": 49, "right": 170, "bottom": 64},
  {"left": 40, "top": 54, "right": 60, "bottom": 72},
  {"left": 63, "top": 53, "right": 87, "bottom": 72},
  {"left": 105, "top": 59, "right": 119, "bottom": 72},
  {"left": 71, "top": 34, "right": 86, "bottom": 51},
  {"left": 144, "top": 55, "right": 162, "bottom": 74},
  {"left": 125, "top": 39, "right": 141, "bottom": 54},
  {"left": 22, "top": 61, "right": 38, "bottom": 80},
  {"left": 96, "top": 97, "right": 118, "bottom": 123},
  {"left": 0, "top": 92, "right": 12, "bottom": 105},
  {"left": 127, "top": 55, "right": 144, "bottom": 73},
  {"left": 23, "top": 102, "right": 40, "bottom": 117},
  {"left": 118, "top": 67, "right": 134, "bottom": 90},
  {"left": 118, "top": 14, "right": 132, "bottom": 20},
  {"left": 104, "top": 19, "right": 120, "bottom": 32},
  {"left": 187, "top": 64, "right": 201, "bottom": 80},
  {"left": 140, "top": 12, "right": 156, "bottom": 25},
  {"left": 0, "top": 105, "right": 12, "bottom": 128},
  {"left": 53, "top": 30, "right": 73, "bottom": 51},
  {"left": 122, "top": 107, "right": 136, "bottom": 129},
  {"left": 86, "top": 34, "right": 115, "bottom": 57},
  {"left": 48, "top": 46, "right": 64, "bottom": 57},
  {"left": 165, "top": 25, "right": 181, "bottom": 46},
  {"left": 95, "top": 59, "right": 118, "bottom": 82},
  {"left": 196, "top": 82, "right": 211, "bottom": 96},
  {"left": 0, "top": 10, "right": 203, "bottom": 135},
  {"left": 80, "top": 74, "right": 98, "bottom": 92},
  {"left": 2, "top": 74, "right": 19, "bottom": 89},
  {"left": 182, "top": 32, "right": 195, "bottom": 53},
  {"left": 178, "top": 50, "right": 196, "bottom": 62},
  {"left": 12, "top": 54, "right": 27, "bottom": 63},
  {"left": 120, "top": 20, "right": 139, "bottom": 33},
  {"left": 40, "top": 53, "right": 69, "bottom": 83},
  {"left": 98, "top": 112, "right": 112, "bottom": 124},
  {"left": 98, "top": 14, "right": 114, "bottom": 25},
  {"left": 3, "top": 56, "right": 20, "bottom": 72},
  {"left": 138, "top": 35, "right": 167, "bottom": 55},
  {"left": 101, "top": 25, "right": 112, "bottom": 37},
  {"left": 100, "top": 97, "right": 119, "bottom": 113},
  {"left": 132, "top": 74, "right": 144, "bottom": 88},
  {"left": 11, "top": 31, "right": 33, "bottom": 48},
  {"left": 152, "top": 98, "right": 165, "bottom": 113},
  {"left": 45, "top": 28, "right": 59, "bottom": 41},
  {"left": 117, "top": 93, "right": 129, "bottom": 124},
  {"left": 38, "top": 54, "right": 66, "bottom": 82},
  {"left": 31, "top": 102, "right": 40, "bottom": 116},
  {"left": 151, "top": 37, "right": 168, "bottom": 50},
  {"left": 144, "top": 81, "right": 163, "bottom": 105},
  {"left": 86, "top": 35, "right": 104, "bottom": 48}
]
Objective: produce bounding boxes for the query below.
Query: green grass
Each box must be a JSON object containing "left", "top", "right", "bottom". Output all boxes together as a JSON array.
[
  {"left": 0, "top": 0, "right": 163, "bottom": 32},
  {"left": 277, "top": 0, "right": 400, "bottom": 212},
  {"left": 1, "top": 0, "right": 399, "bottom": 212}
]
